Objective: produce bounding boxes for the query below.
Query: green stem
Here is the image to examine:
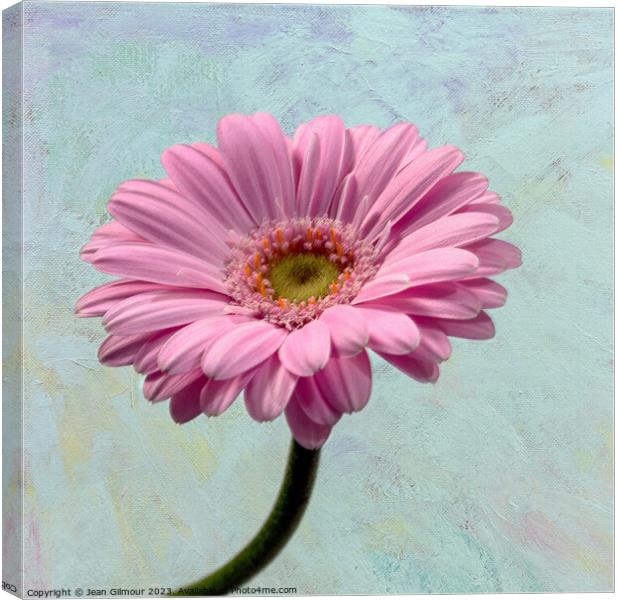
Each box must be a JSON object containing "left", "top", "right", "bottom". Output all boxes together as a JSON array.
[{"left": 172, "top": 440, "right": 321, "bottom": 596}]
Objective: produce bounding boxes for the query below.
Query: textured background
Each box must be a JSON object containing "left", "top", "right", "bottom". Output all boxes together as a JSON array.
[{"left": 14, "top": 2, "right": 613, "bottom": 594}]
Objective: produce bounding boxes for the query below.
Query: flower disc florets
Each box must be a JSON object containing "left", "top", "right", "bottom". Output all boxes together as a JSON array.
[{"left": 224, "top": 217, "right": 378, "bottom": 329}]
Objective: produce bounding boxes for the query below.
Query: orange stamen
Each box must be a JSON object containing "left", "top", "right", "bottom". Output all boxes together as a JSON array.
[
  {"left": 330, "top": 227, "right": 337, "bottom": 245},
  {"left": 244, "top": 263, "right": 251, "bottom": 277},
  {"left": 263, "top": 238, "right": 270, "bottom": 251},
  {"left": 306, "top": 227, "right": 314, "bottom": 242},
  {"left": 255, "top": 273, "right": 266, "bottom": 296},
  {"left": 276, "top": 228, "right": 284, "bottom": 244},
  {"left": 330, "top": 282, "right": 339, "bottom": 295},
  {"left": 335, "top": 242, "right": 344, "bottom": 257},
  {"left": 278, "top": 298, "right": 287, "bottom": 309},
  {"left": 254, "top": 252, "right": 261, "bottom": 270}
]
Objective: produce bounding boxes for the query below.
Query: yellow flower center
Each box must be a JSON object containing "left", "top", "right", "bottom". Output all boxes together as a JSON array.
[{"left": 267, "top": 253, "right": 341, "bottom": 303}]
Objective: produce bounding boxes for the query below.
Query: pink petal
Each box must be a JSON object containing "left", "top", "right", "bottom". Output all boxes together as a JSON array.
[
  {"left": 434, "top": 312, "right": 496, "bottom": 339},
  {"left": 394, "top": 172, "right": 489, "bottom": 238},
  {"left": 170, "top": 378, "right": 206, "bottom": 424},
  {"left": 466, "top": 239, "right": 522, "bottom": 274},
  {"left": 386, "top": 212, "right": 500, "bottom": 258},
  {"left": 114, "top": 179, "right": 230, "bottom": 251},
  {"left": 133, "top": 328, "right": 180, "bottom": 374},
  {"left": 332, "top": 174, "right": 358, "bottom": 222},
  {"left": 378, "top": 247, "right": 479, "bottom": 286},
  {"left": 158, "top": 315, "right": 246, "bottom": 374},
  {"left": 202, "top": 319, "right": 288, "bottom": 380},
  {"left": 314, "top": 351, "right": 372, "bottom": 413},
  {"left": 80, "top": 221, "right": 145, "bottom": 262},
  {"left": 400, "top": 136, "right": 429, "bottom": 167},
  {"left": 76, "top": 279, "right": 168, "bottom": 317},
  {"left": 118, "top": 178, "right": 210, "bottom": 217},
  {"left": 86, "top": 220, "right": 142, "bottom": 241},
  {"left": 459, "top": 278, "right": 507, "bottom": 309},
  {"left": 161, "top": 144, "right": 256, "bottom": 233},
  {"left": 320, "top": 305, "right": 369, "bottom": 357},
  {"left": 468, "top": 191, "right": 501, "bottom": 205},
  {"left": 362, "top": 283, "right": 481, "bottom": 320},
  {"left": 278, "top": 320, "right": 331, "bottom": 377},
  {"left": 108, "top": 181, "right": 229, "bottom": 262},
  {"left": 465, "top": 250, "right": 506, "bottom": 277},
  {"left": 348, "top": 124, "right": 381, "bottom": 162},
  {"left": 356, "top": 307, "right": 420, "bottom": 354},
  {"left": 295, "top": 132, "right": 321, "bottom": 215},
  {"left": 143, "top": 369, "right": 203, "bottom": 402},
  {"left": 362, "top": 145, "right": 465, "bottom": 240},
  {"left": 378, "top": 352, "right": 439, "bottom": 383},
  {"left": 156, "top": 178, "right": 178, "bottom": 189},
  {"left": 108, "top": 183, "right": 229, "bottom": 262},
  {"left": 285, "top": 397, "right": 332, "bottom": 450},
  {"left": 352, "top": 273, "right": 411, "bottom": 305},
  {"left": 373, "top": 219, "right": 395, "bottom": 257},
  {"left": 413, "top": 320, "right": 452, "bottom": 361},
  {"left": 294, "top": 376, "right": 341, "bottom": 426},
  {"left": 217, "top": 113, "right": 292, "bottom": 222},
  {"left": 351, "top": 194, "right": 371, "bottom": 231},
  {"left": 103, "top": 290, "right": 227, "bottom": 335},
  {"left": 93, "top": 243, "right": 227, "bottom": 292},
  {"left": 98, "top": 333, "right": 151, "bottom": 366},
  {"left": 457, "top": 203, "right": 513, "bottom": 233},
  {"left": 183, "top": 142, "right": 223, "bottom": 167},
  {"left": 244, "top": 355, "right": 297, "bottom": 421},
  {"left": 251, "top": 113, "right": 296, "bottom": 216},
  {"left": 293, "top": 116, "right": 352, "bottom": 217},
  {"left": 354, "top": 123, "right": 420, "bottom": 208},
  {"left": 200, "top": 370, "right": 256, "bottom": 416}
]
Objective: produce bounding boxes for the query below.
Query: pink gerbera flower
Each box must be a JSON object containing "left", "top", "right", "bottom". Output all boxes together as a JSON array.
[{"left": 77, "top": 113, "right": 521, "bottom": 449}]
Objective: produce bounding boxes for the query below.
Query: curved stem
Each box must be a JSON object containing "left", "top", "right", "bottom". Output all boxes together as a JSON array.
[{"left": 172, "top": 440, "right": 321, "bottom": 596}]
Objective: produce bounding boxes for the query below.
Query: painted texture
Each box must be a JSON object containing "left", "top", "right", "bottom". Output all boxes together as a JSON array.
[
  {"left": 15, "top": 2, "right": 612, "bottom": 594},
  {"left": 3, "top": 4, "right": 25, "bottom": 592}
]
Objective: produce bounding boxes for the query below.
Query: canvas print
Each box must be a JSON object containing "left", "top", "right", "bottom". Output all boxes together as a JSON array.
[{"left": 2, "top": 2, "right": 613, "bottom": 597}]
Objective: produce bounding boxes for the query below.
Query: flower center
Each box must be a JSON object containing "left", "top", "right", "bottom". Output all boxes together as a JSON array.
[
  {"left": 224, "top": 217, "right": 378, "bottom": 329},
  {"left": 268, "top": 253, "right": 341, "bottom": 303}
]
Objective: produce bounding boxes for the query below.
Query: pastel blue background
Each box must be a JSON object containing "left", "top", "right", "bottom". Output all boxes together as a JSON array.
[{"left": 14, "top": 2, "right": 613, "bottom": 594}]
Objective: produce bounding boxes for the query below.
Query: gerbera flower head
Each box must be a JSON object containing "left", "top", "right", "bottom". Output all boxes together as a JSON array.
[{"left": 77, "top": 113, "right": 521, "bottom": 449}]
